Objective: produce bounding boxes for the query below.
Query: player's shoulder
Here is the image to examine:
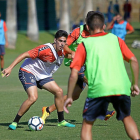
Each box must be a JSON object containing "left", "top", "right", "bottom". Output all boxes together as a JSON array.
[{"left": 70, "top": 27, "right": 80, "bottom": 34}]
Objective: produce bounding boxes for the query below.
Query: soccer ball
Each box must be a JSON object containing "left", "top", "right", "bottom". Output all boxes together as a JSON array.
[{"left": 28, "top": 116, "right": 44, "bottom": 131}]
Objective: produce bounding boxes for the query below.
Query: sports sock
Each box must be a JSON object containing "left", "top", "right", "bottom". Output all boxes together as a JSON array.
[
  {"left": 46, "top": 107, "right": 50, "bottom": 114},
  {"left": 57, "top": 111, "right": 64, "bottom": 122},
  {"left": 13, "top": 114, "right": 22, "bottom": 123},
  {"left": 1, "top": 68, "right": 3, "bottom": 71}
]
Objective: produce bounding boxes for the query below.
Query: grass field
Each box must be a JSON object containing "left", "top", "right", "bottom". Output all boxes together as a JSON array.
[{"left": 0, "top": 23, "right": 140, "bottom": 140}]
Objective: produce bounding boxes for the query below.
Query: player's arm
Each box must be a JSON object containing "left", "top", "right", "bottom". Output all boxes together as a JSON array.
[
  {"left": 106, "top": 16, "right": 117, "bottom": 30},
  {"left": 64, "top": 28, "right": 80, "bottom": 59},
  {"left": 2, "top": 52, "right": 30, "bottom": 77},
  {"left": 129, "top": 56, "right": 139, "bottom": 96},
  {"left": 126, "top": 22, "right": 134, "bottom": 35},
  {"left": 118, "top": 37, "right": 139, "bottom": 96},
  {"left": 64, "top": 43, "right": 86, "bottom": 113}
]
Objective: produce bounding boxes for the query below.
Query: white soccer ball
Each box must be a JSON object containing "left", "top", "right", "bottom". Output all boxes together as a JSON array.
[{"left": 28, "top": 116, "right": 44, "bottom": 131}]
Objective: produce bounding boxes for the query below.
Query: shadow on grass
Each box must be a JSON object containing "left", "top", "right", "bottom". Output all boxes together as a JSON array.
[{"left": 0, "top": 119, "right": 77, "bottom": 127}]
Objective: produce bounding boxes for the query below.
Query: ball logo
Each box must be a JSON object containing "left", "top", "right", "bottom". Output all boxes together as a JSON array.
[{"left": 39, "top": 124, "right": 43, "bottom": 130}]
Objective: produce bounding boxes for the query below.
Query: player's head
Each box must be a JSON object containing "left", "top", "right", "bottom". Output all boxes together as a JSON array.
[
  {"left": 86, "top": 12, "right": 105, "bottom": 31},
  {"left": 54, "top": 30, "right": 68, "bottom": 51},
  {"left": 115, "top": 13, "right": 123, "bottom": 22},
  {"left": 85, "top": 11, "right": 95, "bottom": 23}
]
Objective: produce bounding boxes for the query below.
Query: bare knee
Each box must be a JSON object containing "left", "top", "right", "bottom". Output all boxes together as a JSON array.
[
  {"left": 55, "top": 88, "right": 63, "bottom": 97},
  {"left": 0, "top": 56, "right": 4, "bottom": 60},
  {"left": 28, "top": 95, "right": 38, "bottom": 104}
]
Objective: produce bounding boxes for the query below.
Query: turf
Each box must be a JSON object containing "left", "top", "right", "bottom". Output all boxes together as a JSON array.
[{"left": 0, "top": 23, "right": 140, "bottom": 140}]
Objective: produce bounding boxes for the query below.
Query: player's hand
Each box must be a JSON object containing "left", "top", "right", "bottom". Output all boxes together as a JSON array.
[
  {"left": 131, "top": 85, "right": 140, "bottom": 97},
  {"left": 5, "top": 42, "right": 8, "bottom": 48},
  {"left": 2, "top": 67, "right": 12, "bottom": 77},
  {"left": 64, "top": 98, "right": 73, "bottom": 113},
  {"left": 113, "top": 16, "right": 117, "bottom": 22},
  {"left": 71, "top": 51, "right": 75, "bottom": 59}
]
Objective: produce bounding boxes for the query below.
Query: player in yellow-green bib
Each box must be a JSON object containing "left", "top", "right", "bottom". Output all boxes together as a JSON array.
[
  {"left": 41, "top": 11, "right": 115, "bottom": 124},
  {"left": 64, "top": 11, "right": 140, "bottom": 140}
]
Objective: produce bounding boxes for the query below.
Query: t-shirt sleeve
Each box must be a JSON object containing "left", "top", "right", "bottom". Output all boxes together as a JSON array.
[
  {"left": 28, "top": 45, "right": 49, "bottom": 59},
  {"left": 126, "top": 22, "right": 134, "bottom": 31},
  {"left": 66, "top": 28, "right": 80, "bottom": 46},
  {"left": 3, "top": 21, "right": 7, "bottom": 32},
  {"left": 70, "top": 43, "right": 86, "bottom": 71},
  {"left": 118, "top": 37, "right": 134, "bottom": 62}
]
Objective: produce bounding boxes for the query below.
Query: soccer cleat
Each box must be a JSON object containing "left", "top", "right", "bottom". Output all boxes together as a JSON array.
[
  {"left": 41, "top": 106, "right": 50, "bottom": 124},
  {"left": 57, "top": 120, "right": 75, "bottom": 127},
  {"left": 9, "top": 122, "right": 17, "bottom": 130},
  {"left": 104, "top": 110, "right": 115, "bottom": 121}
]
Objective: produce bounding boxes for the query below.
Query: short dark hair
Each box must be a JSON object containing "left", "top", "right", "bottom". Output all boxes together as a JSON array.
[
  {"left": 55, "top": 30, "right": 68, "bottom": 39},
  {"left": 87, "top": 12, "right": 105, "bottom": 31},
  {"left": 85, "top": 11, "right": 95, "bottom": 23}
]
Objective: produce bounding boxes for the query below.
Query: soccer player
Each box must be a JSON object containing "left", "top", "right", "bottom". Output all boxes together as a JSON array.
[
  {"left": 41, "top": 11, "right": 115, "bottom": 124},
  {"left": 2, "top": 30, "right": 75, "bottom": 130},
  {"left": 64, "top": 12, "right": 140, "bottom": 140},
  {"left": 0, "top": 12, "right": 8, "bottom": 77},
  {"left": 106, "top": 13, "right": 134, "bottom": 40}
]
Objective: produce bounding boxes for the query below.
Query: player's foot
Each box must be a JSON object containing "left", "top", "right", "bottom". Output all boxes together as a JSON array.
[
  {"left": 41, "top": 106, "right": 50, "bottom": 124},
  {"left": 9, "top": 122, "right": 17, "bottom": 130},
  {"left": 57, "top": 120, "right": 75, "bottom": 127},
  {"left": 104, "top": 110, "right": 115, "bottom": 121}
]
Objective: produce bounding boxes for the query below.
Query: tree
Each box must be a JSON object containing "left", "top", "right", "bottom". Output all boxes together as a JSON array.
[
  {"left": 59, "top": 0, "right": 70, "bottom": 33},
  {"left": 6, "top": 0, "right": 17, "bottom": 49},
  {"left": 27, "top": 0, "right": 38, "bottom": 41},
  {"left": 84, "top": 0, "right": 93, "bottom": 18}
]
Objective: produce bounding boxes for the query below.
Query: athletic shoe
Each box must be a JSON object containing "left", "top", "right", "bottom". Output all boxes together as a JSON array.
[
  {"left": 41, "top": 106, "right": 50, "bottom": 124},
  {"left": 57, "top": 120, "right": 75, "bottom": 127},
  {"left": 104, "top": 110, "right": 115, "bottom": 121},
  {"left": 9, "top": 122, "right": 17, "bottom": 130}
]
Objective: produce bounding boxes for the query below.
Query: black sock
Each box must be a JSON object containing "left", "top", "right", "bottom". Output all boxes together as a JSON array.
[
  {"left": 46, "top": 107, "right": 50, "bottom": 114},
  {"left": 57, "top": 111, "right": 64, "bottom": 122},
  {"left": 1, "top": 68, "right": 3, "bottom": 71},
  {"left": 13, "top": 114, "right": 22, "bottom": 123}
]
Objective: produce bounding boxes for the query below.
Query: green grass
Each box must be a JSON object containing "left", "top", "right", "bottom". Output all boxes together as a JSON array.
[{"left": 0, "top": 25, "right": 140, "bottom": 140}]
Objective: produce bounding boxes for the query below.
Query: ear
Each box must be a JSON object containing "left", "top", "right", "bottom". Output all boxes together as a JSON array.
[
  {"left": 54, "top": 39, "right": 56, "bottom": 43},
  {"left": 86, "top": 25, "right": 90, "bottom": 31},
  {"left": 103, "top": 24, "right": 106, "bottom": 30}
]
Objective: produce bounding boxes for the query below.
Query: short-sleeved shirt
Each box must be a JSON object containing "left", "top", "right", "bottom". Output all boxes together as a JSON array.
[
  {"left": 110, "top": 20, "right": 134, "bottom": 31},
  {"left": 66, "top": 26, "right": 90, "bottom": 46},
  {"left": 0, "top": 20, "right": 7, "bottom": 32},
  {"left": 21, "top": 43, "right": 65, "bottom": 81},
  {"left": 70, "top": 32, "right": 134, "bottom": 71}
]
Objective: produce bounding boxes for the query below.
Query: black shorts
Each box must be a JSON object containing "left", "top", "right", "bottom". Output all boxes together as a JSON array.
[
  {"left": 19, "top": 69, "right": 54, "bottom": 91},
  {"left": 76, "top": 65, "right": 86, "bottom": 90},
  {"left": 83, "top": 95, "right": 131, "bottom": 121}
]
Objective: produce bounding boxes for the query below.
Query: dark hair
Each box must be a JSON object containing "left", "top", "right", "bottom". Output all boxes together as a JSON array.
[
  {"left": 85, "top": 11, "right": 95, "bottom": 23},
  {"left": 55, "top": 30, "right": 68, "bottom": 39},
  {"left": 115, "top": 13, "right": 121, "bottom": 16},
  {"left": 87, "top": 12, "right": 105, "bottom": 31}
]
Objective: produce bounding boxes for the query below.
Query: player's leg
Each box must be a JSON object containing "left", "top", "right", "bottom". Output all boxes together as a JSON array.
[
  {"left": 112, "top": 95, "right": 140, "bottom": 139},
  {"left": 82, "top": 97, "right": 109, "bottom": 139},
  {"left": 0, "top": 55, "right": 4, "bottom": 70},
  {"left": 81, "top": 119, "right": 94, "bottom": 140},
  {"left": 9, "top": 70, "right": 38, "bottom": 130},
  {"left": 0, "top": 45, "right": 5, "bottom": 76},
  {"left": 41, "top": 78, "right": 75, "bottom": 127},
  {"left": 122, "top": 116, "right": 140, "bottom": 139}
]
